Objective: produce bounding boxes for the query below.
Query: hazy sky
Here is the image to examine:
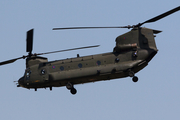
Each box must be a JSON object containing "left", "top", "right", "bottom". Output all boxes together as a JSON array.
[{"left": 0, "top": 1, "right": 180, "bottom": 120}]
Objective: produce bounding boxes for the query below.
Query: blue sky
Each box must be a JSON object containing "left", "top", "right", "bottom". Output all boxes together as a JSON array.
[{"left": 0, "top": 1, "right": 180, "bottom": 120}]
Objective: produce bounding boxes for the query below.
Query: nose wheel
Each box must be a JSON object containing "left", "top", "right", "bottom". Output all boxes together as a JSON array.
[
  {"left": 129, "top": 70, "right": 138, "bottom": 82},
  {"left": 66, "top": 82, "right": 77, "bottom": 95}
]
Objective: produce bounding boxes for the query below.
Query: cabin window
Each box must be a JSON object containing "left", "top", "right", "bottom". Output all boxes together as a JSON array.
[
  {"left": 41, "top": 69, "right": 46, "bottom": 75},
  {"left": 60, "top": 66, "right": 64, "bottom": 71},
  {"left": 78, "top": 63, "right": 82, "bottom": 68},
  {"left": 96, "top": 61, "right": 101, "bottom": 66},
  {"left": 115, "top": 58, "right": 120, "bottom": 63}
]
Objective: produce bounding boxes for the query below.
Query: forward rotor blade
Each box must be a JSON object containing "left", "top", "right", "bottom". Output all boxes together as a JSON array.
[
  {"left": 53, "top": 26, "right": 130, "bottom": 30},
  {"left": 0, "top": 56, "right": 25, "bottom": 66},
  {"left": 137, "top": 6, "right": 180, "bottom": 27},
  {"left": 36, "top": 45, "right": 100, "bottom": 55},
  {"left": 26, "top": 29, "right": 34, "bottom": 53}
]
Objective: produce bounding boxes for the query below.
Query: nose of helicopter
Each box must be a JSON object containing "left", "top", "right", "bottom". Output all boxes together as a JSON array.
[{"left": 18, "top": 77, "right": 24, "bottom": 87}]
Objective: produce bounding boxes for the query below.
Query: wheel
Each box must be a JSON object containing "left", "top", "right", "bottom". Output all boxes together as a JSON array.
[
  {"left": 70, "top": 88, "right": 77, "bottom": 95},
  {"left": 132, "top": 76, "right": 138, "bottom": 82}
]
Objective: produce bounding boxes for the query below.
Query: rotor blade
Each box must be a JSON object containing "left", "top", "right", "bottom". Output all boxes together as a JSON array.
[
  {"left": 53, "top": 26, "right": 130, "bottom": 30},
  {"left": 26, "top": 29, "right": 34, "bottom": 53},
  {"left": 36, "top": 45, "right": 100, "bottom": 55},
  {"left": 0, "top": 56, "right": 25, "bottom": 66},
  {"left": 138, "top": 6, "right": 180, "bottom": 27}
]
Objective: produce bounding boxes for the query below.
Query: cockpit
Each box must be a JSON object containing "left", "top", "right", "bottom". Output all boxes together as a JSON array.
[{"left": 18, "top": 68, "right": 32, "bottom": 87}]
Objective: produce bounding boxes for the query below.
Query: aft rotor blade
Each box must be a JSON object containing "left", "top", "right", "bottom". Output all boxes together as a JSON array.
[
  {"left": 53, "top": 26, "right": 130, "bottom": 30},
  {"left": 137, "top": 6, "right": 180, "bottom": 27},
  {"left": 36, "top": 45, "right": 100, "bottom": 55},
  {"left": 26, "top": 29, "right": 34, "bottom": 53},
  {"left": 0, "top": 56, "right": 25, "bottom": 66}
]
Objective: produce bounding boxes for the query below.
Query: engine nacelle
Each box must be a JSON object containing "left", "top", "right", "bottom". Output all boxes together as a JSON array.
[{"left": 114, "top": 43, "right": 137, "bottom": 52}]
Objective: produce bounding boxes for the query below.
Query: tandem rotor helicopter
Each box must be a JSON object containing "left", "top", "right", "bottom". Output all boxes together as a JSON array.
[{"left": 0, "top": 6, "right": 180, "bottom": 95}]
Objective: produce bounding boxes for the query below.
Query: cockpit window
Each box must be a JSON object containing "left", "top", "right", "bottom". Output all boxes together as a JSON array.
[
  {"left": 26, "top": 70, "right": 31, "bottom": 80},
  {"left": 26, "top": 71, "right": 30, "bottom": 76}
]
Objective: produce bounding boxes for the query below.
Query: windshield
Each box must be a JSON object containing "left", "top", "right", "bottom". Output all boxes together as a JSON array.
[{"left": 25, "top": 68, "right": 31, "bottom": 80}]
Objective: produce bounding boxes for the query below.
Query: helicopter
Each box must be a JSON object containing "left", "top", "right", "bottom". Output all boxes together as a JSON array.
[{"left": 0, "top": 6, "right": 179, "bottom": 95}]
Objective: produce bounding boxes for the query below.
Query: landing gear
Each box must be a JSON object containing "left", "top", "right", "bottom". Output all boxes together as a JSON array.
[
  {"left": 66, "top": 82, "right": 77, "bottom": 95},
  {"left": 132, "top": 76, "right": 138, "bottom": 82},
  {"left": 50, "top": 86, "right": 52, "bottom": 91},
  {"left": 70, "top": 88, "right": 77, "bottom": 95},
  {"left": 128, "top": 70, "right": 138, "bottom": 82}
]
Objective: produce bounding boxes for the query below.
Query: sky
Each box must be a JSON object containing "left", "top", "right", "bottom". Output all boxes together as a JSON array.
[{"left": 0, "top": 1, "right": 180, "bottom": 120}]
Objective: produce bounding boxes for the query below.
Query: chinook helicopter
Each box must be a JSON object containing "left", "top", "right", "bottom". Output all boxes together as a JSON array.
[{"left": 0, "top": 6, "right": 180, "bottom": 95}]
